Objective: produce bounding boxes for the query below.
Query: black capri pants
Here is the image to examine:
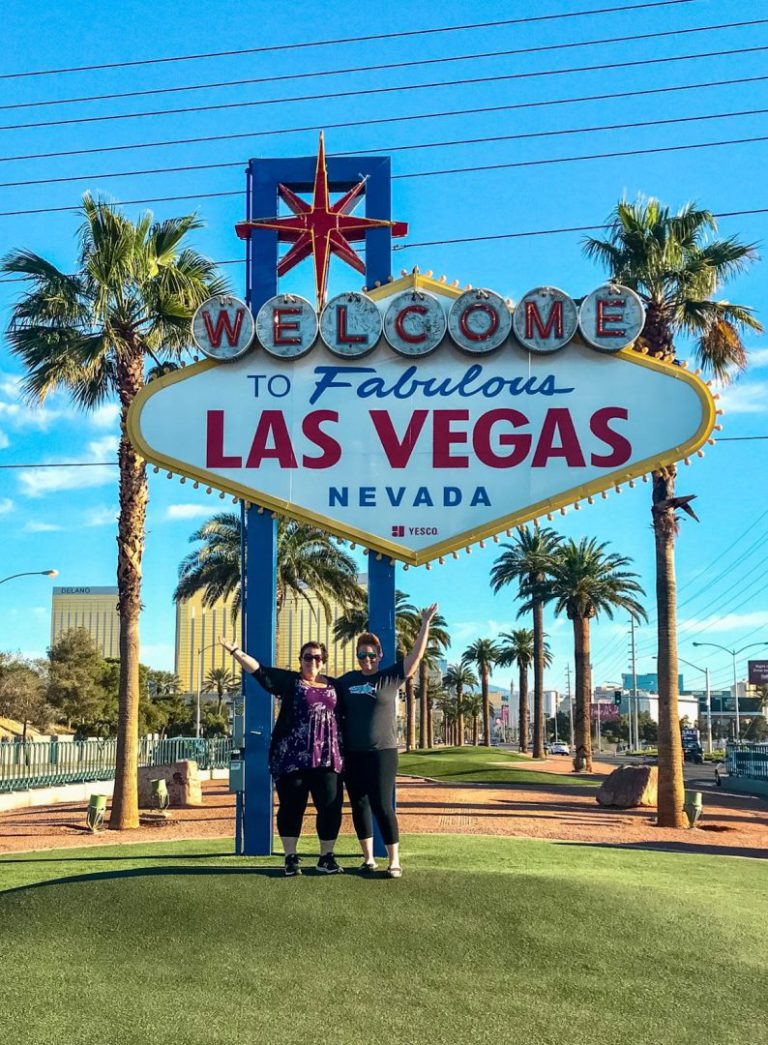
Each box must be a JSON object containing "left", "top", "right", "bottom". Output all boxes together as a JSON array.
[
  {"left": 344, "top": 748, "right": 399, "bottom": 846},
  {"left": 274, "top": 768, "right": 343, "bottom": 840}
]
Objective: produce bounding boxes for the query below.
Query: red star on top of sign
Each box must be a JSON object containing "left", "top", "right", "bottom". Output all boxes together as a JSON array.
[{"left": 235, "top": 132, "right": 408, "bottom": 307}]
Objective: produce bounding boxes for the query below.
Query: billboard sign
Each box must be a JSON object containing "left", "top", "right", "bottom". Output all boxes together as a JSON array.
[
  {"left": 748, "top": 660, "right": 768, "bottom": 685},
  {"left": 591, "top": 704, "right": 620, "bottom": 722},
  {"left": 128, "top": 273, "right": 716, "bottom": 566}
]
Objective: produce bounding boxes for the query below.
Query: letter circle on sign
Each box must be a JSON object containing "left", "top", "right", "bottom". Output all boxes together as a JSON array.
[
  {"left": 512, "top": 286, "right": 578, "bottom": 355},
  {"left": 255, "top": 294, "right": 318, "bottom": 359},
  {"left": 319, "top": 292, "right": 383, "bottom": 358},
  {"left": 578, "top": 284, "right": 645, "bottom": 352},
  {"left": 448, "top": 289, "right": 512, "bottom": 354},
  {"left": 383, "top": 290, "right": 447, "bottom": 356},
  {"left": 192, "top": 295, "right": 255, "bottom": 362}
]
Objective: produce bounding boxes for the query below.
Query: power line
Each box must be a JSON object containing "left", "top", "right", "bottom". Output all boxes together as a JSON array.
[
  {"left": 2, "top": 43, "right": 767, "bottom": 134},
  {"left": 3, "top": 18, "right": 760, "bottom": 113},
  {"left": 2, "top": 73, "right": 765, "bottom": 169},
  {"left": 0, "top": 2, "right": 707, "bottom": 81},
  {"left": 5, "top": 105, "right": 768, "bottom": 191}
]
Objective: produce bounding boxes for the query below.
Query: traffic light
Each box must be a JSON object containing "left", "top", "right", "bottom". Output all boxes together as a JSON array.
[{"left": 614, "top": 690, "right": 623, "bottom": 707}]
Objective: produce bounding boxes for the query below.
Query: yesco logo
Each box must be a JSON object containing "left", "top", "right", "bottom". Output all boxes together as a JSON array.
[{"left": 391, "top": 525, "right": 438, "bottom": 538}]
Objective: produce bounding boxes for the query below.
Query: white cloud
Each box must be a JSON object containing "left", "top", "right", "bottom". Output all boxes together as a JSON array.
[
  {"left": 85, "top": 505, "right": 118, "bottom": 527},
  {"left": 717, "top": 381, "right": 768, "bottom": 415},
  {"left": 17, "top": 436, "right": 119, "bottom": 498},
  {"left": 165, "top": 503, "right": 215, "bottom": 521},
  {"left": 23, "top": 521, "right": 63, "bottom": 532},
  {"left": 748, "top": 348, "right": 768, "bottom": 369},
  {"left": 89, "top": 403, "right": 120, "bottom": 428},
  {"left": 0, "top": 498, "right": 14, "bottom": 515},
  {"left": 0, "top": 429, "right": 9, "bottom": 449},
  {"left": 680, "top": 610, "right": 768, "bottom": 634}
]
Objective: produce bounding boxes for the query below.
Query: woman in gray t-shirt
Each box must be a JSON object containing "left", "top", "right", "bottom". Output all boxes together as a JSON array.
[{"left": 336, "top": 604, "right": 437, "bottom": 878}]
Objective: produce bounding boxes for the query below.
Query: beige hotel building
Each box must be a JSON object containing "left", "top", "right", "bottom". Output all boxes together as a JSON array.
[{"left": 50, "top": 586, "right": 120, "bottom": 658}]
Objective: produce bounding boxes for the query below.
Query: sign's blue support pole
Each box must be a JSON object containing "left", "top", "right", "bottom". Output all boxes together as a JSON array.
[
  {"left": 368, "top": 551, "right": 396, "bottom": 859},
  {"left": 243, "top": 506, "right": 277, "bottom": 856},
  {"left": 240, "top": 147, "right": 397, "bottom": 857}
]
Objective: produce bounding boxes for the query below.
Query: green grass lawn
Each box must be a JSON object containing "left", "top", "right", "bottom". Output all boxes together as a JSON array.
[
  {"left": 399, "top": 745, "right": 599, "bottom": 787},
  {"left": 2, "top": 835, "right": 766, "bottom": 1045}
]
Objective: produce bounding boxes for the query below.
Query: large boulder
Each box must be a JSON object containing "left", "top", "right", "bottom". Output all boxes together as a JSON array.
[
  {"left": 596, "top": 765, "right": 658, "bottom": 808},
  {"left": 137, "top": 760, "right": 202, "bottom": 808}
]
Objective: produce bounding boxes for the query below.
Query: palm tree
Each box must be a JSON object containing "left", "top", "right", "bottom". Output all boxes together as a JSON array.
[
  {"left": 532, "top": 537, "right": 646, "bottom": 773},
  {"left": 462, "top": 638, "right": 500, "bottom": 747},
  {"left": 435, "top": 690, "right": 458, "bottom": 746},
  {"left": 583, "top": 197, "right": 761, "bottom": 822},
  {"left": 417, "top": 609, "right": 450, "bottom": 749},
  {"left": 491, "top": 526, "right": 562, "bottom": 758},
  {"left": 462, "top": 691, "right": 483, "bottom": 745},
  {"left": 443, "top": 663, "right": 477, "bottom": 747},
  {"left": 177, "top": 512, "right": 362, "bottom": 622},
  {"left": 3, "top": 194, "right": 225, "bottom": 829},
  {"left": 496, "top": 629, "right": 535, "bottom": 754},
  {"left": 334, "top": 590, "right": 420, "bottom": 750},
  {"left": 203, "top": 667, "right": 239, "bottom": 716}
]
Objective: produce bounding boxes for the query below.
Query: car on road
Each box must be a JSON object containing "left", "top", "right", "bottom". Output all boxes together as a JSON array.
[
  {"left": 548, "top": 742, "right": 571, "bottom": 756},
  {"left": 684, "top": 743, "right": 704, "bottom": 764}
]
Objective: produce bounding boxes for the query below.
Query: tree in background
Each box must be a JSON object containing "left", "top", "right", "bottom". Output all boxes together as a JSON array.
[
  {"left": 462, "top": 691, "right": 483, "bottom": 746},
  {"left": 203, "top": 667, "right": 239, "bottom": 716},
  {"left": 417, "top": 608, "right": 450, "bottom": 750},
  {"left": 176, "top": 512, "right": 363, "bottom": 663},
  {"left": 3, "top": 195, "right": 225, "bottom": 829},
  {"left": 47, "top": 628, "right": 108, "bottom": 729},
  {"left": 443, "top": 663, "right": 477, "bottom": 747},
  {"left": 0, "top": 657, "right": 51, "bottom": 741},
  {"left": 534, "top": 538, "right": 646, "bottom": 773},
  {"left": 462, "top": 638, "right": 500, "bottom": 747},
  {"left": 584, "top": 197, "right": 761, "bottom": 822},
  {"left": 496, "top": 629, "right": 537, "bottom": 754},
  {"left": 491, "top": 526, "right": 562, "bottom": 758}
]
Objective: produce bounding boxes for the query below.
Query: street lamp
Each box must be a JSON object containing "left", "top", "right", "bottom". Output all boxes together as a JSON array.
[
  {"left": 692, "top": 641, "right": 768, "bottom": 739},
  {"left": 0, "top": 569, "right": 58, "bottom": 586}
]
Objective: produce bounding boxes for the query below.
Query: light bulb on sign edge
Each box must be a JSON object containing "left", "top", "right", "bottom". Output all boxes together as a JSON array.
[
  {"left": 560, "top": 507, "right": 567, "bottom": 516},
  {"left": 452, "top": 551, "right": 459, "bottom": 560},
  {"left": 232, "top": 497, "right": 238, "bottom": 504},
  {"left": 438, "top": 556, "right": 444, "bottom": 565},
  {"left": 697, "top": 450, "right": 705, "bottom": 458},
  {"left": 179, "top": 476, "right": 186, "bottom": 484},
  {"left": 601, "top": 491, "right": 608, "bottom": 499},
  {"left": 376, "top": 553, "right": 383, "bottom": 561},
  {"left": 587, "top": 496, "right": 594, "bottom": 505},
  {"left": 403, "top": 564, "right": 409, "bottom": 571},
  {"left": 219, "top": 491, "right": 226, "bottom": 499},
  {"left": 425, "top": 562, "right": 432, "bottom": 571},
  {"left": 193, "top": 482, "right": 199, "bottom": 489},
  {"left": 153, "top": 466, "right": 159, "bottom": 474}
]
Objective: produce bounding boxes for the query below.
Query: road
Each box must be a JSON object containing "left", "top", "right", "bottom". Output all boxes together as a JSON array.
[{"left": 596, "top": 753, "right": 721, "bottom": 788}]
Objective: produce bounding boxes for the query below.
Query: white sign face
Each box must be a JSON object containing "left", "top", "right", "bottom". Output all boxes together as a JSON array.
[{"left": 129, "top": 276, "right": 715, "bottom": 564}]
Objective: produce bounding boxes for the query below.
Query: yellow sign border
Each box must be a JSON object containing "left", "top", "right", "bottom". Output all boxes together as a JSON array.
[{"left": 127, "top": 276, "right": 716, "bottom": 566}]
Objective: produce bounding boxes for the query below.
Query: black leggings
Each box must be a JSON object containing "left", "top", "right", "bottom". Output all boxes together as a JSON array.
[
  {"left": 274, "top": 769, "right": 343, "bottom": 841},
  {"left": 344, "top": 748, "right": 399, "bottom": 846}
]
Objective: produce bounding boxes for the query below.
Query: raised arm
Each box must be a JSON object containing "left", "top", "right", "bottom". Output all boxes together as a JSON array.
[
  {"left": 403, "top": 603, "right": 438, "bottom": 679},
  {"left": 218, "top": 635, "right": 260, "bottom": 675}
]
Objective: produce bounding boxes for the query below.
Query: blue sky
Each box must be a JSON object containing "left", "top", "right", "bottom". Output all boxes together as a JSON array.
[{"left": 1, "top": 0, "right": 767, "bottom": 697}]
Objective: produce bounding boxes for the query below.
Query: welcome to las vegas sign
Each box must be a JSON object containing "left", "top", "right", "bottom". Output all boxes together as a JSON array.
[{"left": 127, "top": 272, "right": 716, "bottom": 566}]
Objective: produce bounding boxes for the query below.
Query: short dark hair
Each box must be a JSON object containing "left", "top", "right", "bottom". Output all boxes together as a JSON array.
[
  {"left": 356, "top": 632, "right": 382, "bottom": 655},
  {"left": 299, "top": 640, "right": 327, "bottom": 663}
]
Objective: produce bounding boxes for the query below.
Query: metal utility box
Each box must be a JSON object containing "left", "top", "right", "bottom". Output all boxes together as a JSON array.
[{"left": 229, "top": 748, "right": 245, "bottom": 793}]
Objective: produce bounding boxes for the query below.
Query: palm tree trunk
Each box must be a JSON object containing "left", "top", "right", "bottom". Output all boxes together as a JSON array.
[
  {"left": 653, "top": 468, "right": 686, "bottom": 828},
  {"left": 518, "top": 666, "right": 529, "bottom": 754},
  {"left": 572, "top": 615, "right": 593, "bottom": 773},
  {"left": 532, "top": 598, "right": 546, "bottom": 758},
  {"left": 406, "top": 678, "right": 416, "bottom": 752},
  {"left": 457, "top": 684, "right": 464, "bottom": 747},
  {"left": 110, "top": 352, "right": 148, "bottom": 831},
  {"left": 427, "top": 697, "right": 434, "bottom": 748},
  {"left": 472, "top": 715, "right": 479, "bottom": 745},
  {"left": 482, "top": 667, "right": 491, "bottom": 747},
  {"left": 418, "top": 660, "right": 428, "bottom": 749}
]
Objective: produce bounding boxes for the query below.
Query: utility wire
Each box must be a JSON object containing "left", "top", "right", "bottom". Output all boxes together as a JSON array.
[
  {"left": 2, "top": 44, "right": 767, "bottom": 134},
  {"left": 4, "top": 105, "right": 768, "bottom": 191},
  {"left": 2, "top": 18, "right": 761, "bottom": 113},
  {"left": 0, "top": 2, "right": 707, "bottom": 81},
  {"left": 2, "top": 71, "right": 764, "bottom": 167}
]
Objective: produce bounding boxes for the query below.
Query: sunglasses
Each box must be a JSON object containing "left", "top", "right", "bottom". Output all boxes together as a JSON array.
[
  {"left": 357, "top": 651, "right": 378, "bottom": 661},
  {"left": 302, "top": 653, "right": 324, "bottom": 663}
]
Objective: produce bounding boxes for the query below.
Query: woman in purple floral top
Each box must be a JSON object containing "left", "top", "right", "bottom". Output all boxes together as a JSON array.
[{"left": 219, "top": 636, "right": 344, "bottom": 876}]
